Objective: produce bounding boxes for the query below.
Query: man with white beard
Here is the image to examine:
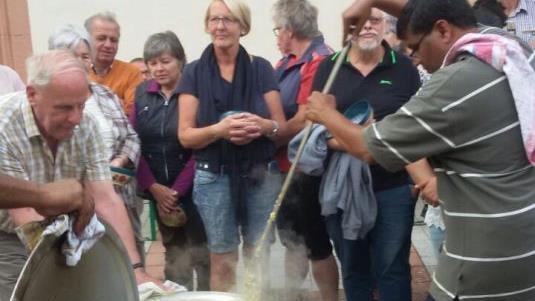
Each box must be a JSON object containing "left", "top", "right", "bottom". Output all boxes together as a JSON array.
[{"left": 310, "top": 8, "right": 421, "bottom": 301}]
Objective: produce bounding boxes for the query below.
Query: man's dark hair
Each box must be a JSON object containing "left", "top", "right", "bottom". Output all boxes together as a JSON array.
[
  {"left": 473, "top": 0, "right": 507, "bottom": 27},
  {"left": 397, "top": 0, "right": 478, "bottom": 39}
]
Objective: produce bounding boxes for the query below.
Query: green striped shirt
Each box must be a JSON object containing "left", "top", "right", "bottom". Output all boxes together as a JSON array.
[{"left": 365, "top": 50, "right": 535, "bottom": 300}]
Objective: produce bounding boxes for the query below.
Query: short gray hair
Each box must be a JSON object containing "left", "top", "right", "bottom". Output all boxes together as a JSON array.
[
  {"left": 84, "top": 11, "right": 121, "bottom": 35},
  {"left": 48, "top": 24, "right": 91, "bottom": 53},
  {"left": 272, "top": 0, "right": 320, "bottom": 40},
  {"left": 26, "top": 50, "right": 88, "bottom": 88},
  {"left": 385, "top": 14, "right": 398, "bottom": 34},
  {"left": 143, "top": 31, "right": 186, "bottom": 67}
]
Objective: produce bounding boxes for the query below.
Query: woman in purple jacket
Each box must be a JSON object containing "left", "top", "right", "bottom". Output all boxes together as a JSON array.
[{"left": 131, "top": 31, "right": 209, "bottom": 290}]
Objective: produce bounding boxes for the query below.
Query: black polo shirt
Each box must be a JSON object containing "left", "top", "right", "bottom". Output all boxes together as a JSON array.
[{"left": 312, "top": 41, "right": 421, "bottom": 192}]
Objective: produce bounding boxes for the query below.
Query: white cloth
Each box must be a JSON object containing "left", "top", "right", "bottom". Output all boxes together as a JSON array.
[
  {"left": 423, "top": 204, "right": 445, "bottom": 230},
  {"left": 443, "top": 33, "right": 535, "bottom": 164},
  {"left": 138, "top": 280, "right": 188, "bottom": 301},
  {"left": 42, "top": 214, "right": 105, "bottom": 266}
]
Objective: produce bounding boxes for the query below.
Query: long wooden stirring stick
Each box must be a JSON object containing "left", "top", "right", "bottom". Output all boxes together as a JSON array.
[{"left": 252, "top": 40, "right": 352, "bottom": 262}]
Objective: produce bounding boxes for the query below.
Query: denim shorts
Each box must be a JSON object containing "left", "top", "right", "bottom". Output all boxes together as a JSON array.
[{"left": 193, "top": 162, "right": 282, "bottom": 253}]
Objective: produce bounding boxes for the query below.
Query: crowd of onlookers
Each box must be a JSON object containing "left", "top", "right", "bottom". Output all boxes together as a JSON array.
[{"left": 0, "top": 0, "right": 534, "bottom": 301}]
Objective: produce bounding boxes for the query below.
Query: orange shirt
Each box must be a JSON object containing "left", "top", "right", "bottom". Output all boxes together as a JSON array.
[{"left": 89, "top": 59, "right": 143, "bottom": 115}]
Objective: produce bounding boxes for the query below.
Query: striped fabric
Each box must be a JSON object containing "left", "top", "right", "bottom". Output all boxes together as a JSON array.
[
  {"left": 0, "top": 92, "right": 111, "bottom": 234},
  {"left": 87, "top": 83, "right": 140, "bottom": 207},
  {"left": 363, "top": 29, "right": 535, "bottom": 300},
  {"left": 506, "top": 0, "right": 535, "bottom": 47},
  {"left": 87, "top": 83, "right": 140, "bottom": 164}
]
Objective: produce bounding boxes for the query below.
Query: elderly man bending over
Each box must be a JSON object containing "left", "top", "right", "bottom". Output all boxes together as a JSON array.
[{"left": 0, "top": 50, "right": 159, "bottom": 300}]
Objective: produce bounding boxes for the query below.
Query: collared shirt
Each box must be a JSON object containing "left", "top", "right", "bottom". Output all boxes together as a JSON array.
[
  {"left": 0, "top": 92, "right": 111, "bottom": 233},
  {"left": 364, "top": 42, "right": 535, "bottom": 301},
  {"left": 275, "top": 35, "right": 333, "bottom": 119},
  {"left": 86, "top": 83, "right": 140, "bottom": 207},
  {"left": 312, "top": 41, "right": 421, "bottom": 192},
  {"left": 86, "top": 83, "right": 140, "bottom": 165},
  {"left": 89, "top": 59, "right": 143, "bottom": 116},
  {"left": 506, "top": 0, "right": 535, "bottom": 46},
  {"left": 274, "top": 35, "right": 333, "bottom": 172},
  {"left": 0, "top": 65, "right": 25, "bottom": 96}
]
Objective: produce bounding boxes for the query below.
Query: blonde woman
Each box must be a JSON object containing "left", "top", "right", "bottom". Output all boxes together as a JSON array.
[{"left": 178, "top": 0, "right": 286, "bottom": 291}]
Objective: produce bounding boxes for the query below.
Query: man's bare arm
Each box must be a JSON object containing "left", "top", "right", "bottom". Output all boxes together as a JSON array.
[
  {"left": 306, "top": 92, "right": 375, "bottom": 163},
  {"left": 2, "top": 176, "right": 93, "bottom": 236},
  {"left": 343, "top": 0, "right": 408, "bottom": 40},
  {"left": 0, "top": 174, "right": 42, "bottom": 209},
  {"left": 0, "top": 175, "right": 85, "bottom": 212},
  {"left": 86, "top": 180, "right": 163, "bottom": 286},
  {"left": 85, "top": 180, "right": 141, "bottom": 263},
  {"left": 405, "top": 159, "right": 439, "bottom": 206}
]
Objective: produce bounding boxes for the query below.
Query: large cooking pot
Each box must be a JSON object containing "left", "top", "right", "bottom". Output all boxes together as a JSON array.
[
  {"left": 11, "top": 221, "right": 138, "bottom": 301},
  {"left": 157, "top": 291, "right": 243, "bottom": 301}
]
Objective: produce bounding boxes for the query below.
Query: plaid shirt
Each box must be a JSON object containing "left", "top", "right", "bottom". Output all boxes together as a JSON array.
[
  {"left": 87, "top": 83, "right": 140, "bottom": 207},
  {"left": 0, "top": 92, "right": 111, "bottom": 233},
  {"left": 507, "top": 0, "right": 535, "bottom": 46},
  {"left": 88, "top": 83, "right": 140, "bottom": 165}
]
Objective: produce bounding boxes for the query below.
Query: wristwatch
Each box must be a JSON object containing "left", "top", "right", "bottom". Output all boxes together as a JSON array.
[{"left": 266, "top": 120, "right": 279, "bottom": 137}]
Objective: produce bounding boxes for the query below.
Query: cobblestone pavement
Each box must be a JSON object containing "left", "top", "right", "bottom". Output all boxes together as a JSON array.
[{"left": 144, "top": 225, "right": 433, "bottom": 301}]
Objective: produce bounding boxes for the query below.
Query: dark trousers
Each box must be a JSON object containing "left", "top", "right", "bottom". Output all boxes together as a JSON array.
[{"left": 326, "top": 185, "right": 415, "bottom": 301}]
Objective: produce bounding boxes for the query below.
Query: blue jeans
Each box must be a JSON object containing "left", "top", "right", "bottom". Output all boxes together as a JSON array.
[
  {"left": 326, "top": 185, "right": 415, "bottom": 301},
  {"left": 193, "top": 163, "right": 281, "bottom": 253}
]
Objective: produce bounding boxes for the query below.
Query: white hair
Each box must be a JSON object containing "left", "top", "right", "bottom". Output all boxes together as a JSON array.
[
  {"left": 26, "top": 50, "right": 88, "bottom": 87},
  {"left": 48, "top": 24, "right": 92, "bottom": 52}
]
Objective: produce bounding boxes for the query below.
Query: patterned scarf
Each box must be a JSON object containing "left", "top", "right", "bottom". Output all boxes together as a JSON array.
[{"left": 443, "top": 33, "right": 535, "bottom": 165}]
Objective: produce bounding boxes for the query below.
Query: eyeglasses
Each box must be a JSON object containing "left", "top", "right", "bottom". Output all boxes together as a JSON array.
[
  {"left": 273, "top": 27, "right": 281, "bottom": 37},
  {"left": 408, "top": 32, "right": 430, "bottom": 58},
  {"left": 208, "top": 16, "right": 238, "bottom": 27}
]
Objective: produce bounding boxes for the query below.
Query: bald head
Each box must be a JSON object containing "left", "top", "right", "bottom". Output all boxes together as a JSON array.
[
  {"left": 26, "top": 50, "right": 88, "bottom": 89},
  {"left": 26, "top": 50, "right": 90, "bottom": 143}
]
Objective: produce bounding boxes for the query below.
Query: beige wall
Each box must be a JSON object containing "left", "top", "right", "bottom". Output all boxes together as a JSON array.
[
  {"left": 0, "top": 0, "right": 33, "bottom": 80},
  {"left": 27, "top": 0, "right": 352, "bottom": 65}
]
